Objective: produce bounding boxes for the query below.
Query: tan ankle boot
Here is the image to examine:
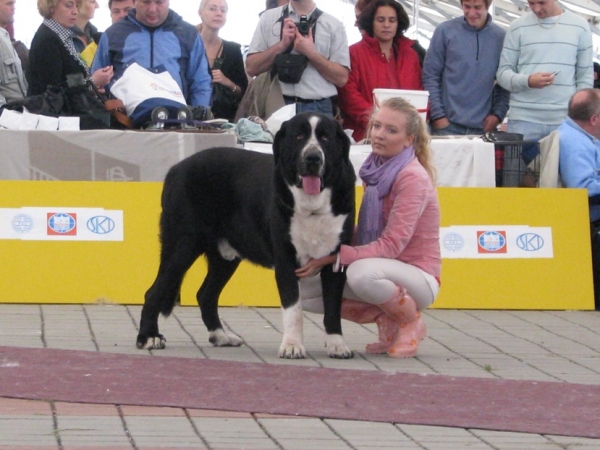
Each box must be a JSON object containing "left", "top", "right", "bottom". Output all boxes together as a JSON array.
[
  {"left": 341, "top": 299, "right": 398, "bottom": 354},
  {"left": 378, "top": 287, "right": 427, "bottom": 358}
]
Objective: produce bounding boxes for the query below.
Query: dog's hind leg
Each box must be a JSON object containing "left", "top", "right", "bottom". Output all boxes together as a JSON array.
[
  {"left": 137, "top": 239, "right": 202, "bottom": 350},
  {"left": 199, "top": 252, "right": 244, "bottom": 347}
]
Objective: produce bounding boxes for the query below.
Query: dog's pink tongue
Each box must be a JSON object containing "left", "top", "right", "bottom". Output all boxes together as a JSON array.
[{"left": 302, "top": 176, "right": 321, "bottom": 195}]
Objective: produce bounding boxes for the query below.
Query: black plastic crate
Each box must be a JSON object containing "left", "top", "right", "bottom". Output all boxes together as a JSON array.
[
  {"left": 495, "top": 140, "right": 540, "bottom": 187},
  {"left": 482, "top": 133, "right": 540, "bottom": 187}
]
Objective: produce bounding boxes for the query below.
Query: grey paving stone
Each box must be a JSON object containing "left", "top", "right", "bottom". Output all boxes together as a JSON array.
[{"left": 0, "top": 416, "right": 58, "bottom": 446}]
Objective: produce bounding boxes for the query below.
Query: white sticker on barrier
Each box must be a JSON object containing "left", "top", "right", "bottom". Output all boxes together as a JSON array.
[
  {"left": 0, "top": 207, "right": 124, "bottom": 241},
  {"left": 440, "top": 225, "right": 553, "bottom": 259}
]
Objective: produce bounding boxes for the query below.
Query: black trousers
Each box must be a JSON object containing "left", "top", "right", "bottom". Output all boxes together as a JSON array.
[{"left": 591, "top": 220, "right": 600, "bottom": 310}]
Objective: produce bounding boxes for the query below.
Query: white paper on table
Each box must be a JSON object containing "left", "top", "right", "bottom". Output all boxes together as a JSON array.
[
  {"left": 18, "top": 110, "right": 40, "bottom": 130},
  {"left": 58, "top": 116, "right": 80, "bottom": 130},
  {"left": 36, "top": 115, "right": 59, "bottom": 130},
  {"left": 0, "top": 109, "right": 23, "bottom": 129}
]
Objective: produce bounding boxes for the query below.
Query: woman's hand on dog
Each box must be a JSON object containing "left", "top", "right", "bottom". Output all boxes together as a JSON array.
[{"left": 296, "top": 254, "right": 337, "bottom": 278}]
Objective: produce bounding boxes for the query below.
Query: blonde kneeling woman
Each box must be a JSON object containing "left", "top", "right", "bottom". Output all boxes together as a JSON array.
[{"left": 296, "top": 98, "right": 441, "bottom": 358}]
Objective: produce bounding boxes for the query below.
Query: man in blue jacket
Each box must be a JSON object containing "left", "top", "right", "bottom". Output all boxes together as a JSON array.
[
  {"left": 422, "top": 0, "right": 509, "bottom": 136},
  {"left": 92, "top": 0, "right": 211, "bottom": 122}
]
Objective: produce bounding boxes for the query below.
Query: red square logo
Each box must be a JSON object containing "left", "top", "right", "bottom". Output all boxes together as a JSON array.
[
  {"left": 477, "top": 230, "right": 507, "bottom": 253},
  {"left": 47, "top": 213, "right": 77, "bottom": 236}
]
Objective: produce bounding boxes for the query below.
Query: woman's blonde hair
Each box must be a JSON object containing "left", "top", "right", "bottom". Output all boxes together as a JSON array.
[
  {"left": 367, "top": 97, "right": 436, "bottom": 181},
  {"left": 199, "top": 0, "right": 228, "bottom": 13},
  {"left": 38, "top": 0, "right": 83, "bottom": 19}
]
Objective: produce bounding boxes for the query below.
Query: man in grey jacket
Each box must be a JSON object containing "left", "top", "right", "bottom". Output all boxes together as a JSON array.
[
  {"left": 422, "top": 0, "right": 509, "bottom": 135},
  {"left": 0, "top": 0, "right": 27, "bottom": 104}
]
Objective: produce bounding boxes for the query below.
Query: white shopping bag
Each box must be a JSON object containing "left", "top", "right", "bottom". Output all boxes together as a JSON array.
[{"left": 110, "top": 63, "right": 186, "bottom": 116}]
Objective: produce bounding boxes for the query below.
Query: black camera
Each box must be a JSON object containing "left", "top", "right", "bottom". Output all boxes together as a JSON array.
[{"left": 295, "top": 15, "right": 312, "bottom": 36}]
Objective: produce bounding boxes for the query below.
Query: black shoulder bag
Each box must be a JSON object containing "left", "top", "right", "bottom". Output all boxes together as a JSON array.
[{"left": 272, "top": 6, "right": 322, "bottom": 84}]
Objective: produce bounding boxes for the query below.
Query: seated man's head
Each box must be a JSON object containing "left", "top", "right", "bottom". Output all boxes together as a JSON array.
[
  {"left": 109, "top": 0, "right": 134, "bottom": 23},
  {"left": 134, "top": 0, "right": 169, "bottom": 27},
  {"left": 569, "top": 88, "right": 600, "bottom": 140}
]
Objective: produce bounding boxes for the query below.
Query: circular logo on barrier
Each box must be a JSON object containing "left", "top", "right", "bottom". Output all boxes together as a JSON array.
[
  {"left": 478, "top": 231, "right": 506, "bottom": 252},
  {"left": 87, "top": 216, "right": 116, "bottom": 235},
  {"left": 443, "top": 232, "right": 464, "bottom": 252},
  {"left": 516, "top": 233, "right": 544, "bottom": 251},
  {"left": 12, "top": 214, "right": 33, "bottom": 234},
  {"left": 48, "top": 213, "right": 76, "bottom": 234}
]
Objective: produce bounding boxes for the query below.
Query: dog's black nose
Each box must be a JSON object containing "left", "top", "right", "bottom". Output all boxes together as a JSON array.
[{"left": 305, "top": 153, "right": 322, "bottom": 164}]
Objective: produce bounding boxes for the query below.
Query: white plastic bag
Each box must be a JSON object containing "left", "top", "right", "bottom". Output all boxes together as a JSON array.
[{"left": 265, "top": 103, "right": 296, "bottom": 135}]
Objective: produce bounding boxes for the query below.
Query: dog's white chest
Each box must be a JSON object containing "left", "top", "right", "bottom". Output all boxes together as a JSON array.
[{"left": 289, "top": 187, "right": 347, "bottom": 265}]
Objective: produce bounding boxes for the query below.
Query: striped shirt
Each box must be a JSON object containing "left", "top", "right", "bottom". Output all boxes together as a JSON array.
[{"left": 496, "top": 10, "right": 593, "bottom": 125}]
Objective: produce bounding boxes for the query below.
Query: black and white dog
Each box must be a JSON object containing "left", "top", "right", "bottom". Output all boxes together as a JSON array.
[{"left": 136, "top": 113, "right": 356, "bottom": 358}]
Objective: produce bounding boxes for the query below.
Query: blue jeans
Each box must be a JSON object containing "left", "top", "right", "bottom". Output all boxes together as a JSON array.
[
  {"left": 283, "top": 97, "right": 334, "bottom": 117},
  {"left": 430, "top": 122, "right": 484, "bottom": 136},
  {"left": 506, "top": 120, "right": 559, "bottom": 164}
]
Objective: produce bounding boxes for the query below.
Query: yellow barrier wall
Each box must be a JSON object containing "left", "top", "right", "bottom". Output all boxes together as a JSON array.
[
  {"left": 435, "top": 188, "right": 594, "bottom": 310},
  {"left": 0, "top": 181, "right": 594, "bottom": 309}
]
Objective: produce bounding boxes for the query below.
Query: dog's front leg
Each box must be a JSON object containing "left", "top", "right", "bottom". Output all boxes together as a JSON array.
[
  {"left": 321, "top": 267, "right": 354, "bottom": 359},
  {"left": 275, "top": 259, "right": 306, "bottom": 359}
]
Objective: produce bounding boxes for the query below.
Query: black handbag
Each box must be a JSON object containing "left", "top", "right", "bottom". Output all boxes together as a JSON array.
[
  {"left": 65, "top": 74, "right": 110, "bottom": 129},
  {"left": 1, "top": 74, "right": 110, "bottom": 129},
  {"left": 1, "top": 85, "right": 66, "bottom": 117},
  {"left": 210, "top": 56, "right": 240, "bottom": 121},
  {"left": 273, "top": 53, "right": 309, "bottom": 84}
]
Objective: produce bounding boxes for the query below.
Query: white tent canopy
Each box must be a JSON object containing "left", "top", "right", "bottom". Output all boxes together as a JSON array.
[
  {"left": 12, "top": 0, "right": 600, "bottom": 57},
  {"left": 340, "top": 0, "right": 600, "bottom": 57}
]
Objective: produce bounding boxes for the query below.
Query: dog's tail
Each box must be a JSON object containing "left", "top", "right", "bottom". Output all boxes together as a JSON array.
[{"left": 153, "top": 169, "right": 201, "bottom": 317}]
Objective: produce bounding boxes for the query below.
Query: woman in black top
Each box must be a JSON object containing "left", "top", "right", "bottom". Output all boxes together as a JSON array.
[
  {"left": 198, "top": 0, "right": 248, "bottom": 122},
  {"left": 27, "top": 0, "right": 112, "bottom": 97}
]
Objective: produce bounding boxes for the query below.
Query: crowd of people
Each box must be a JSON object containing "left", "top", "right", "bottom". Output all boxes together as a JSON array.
[
  {"left": 0, "top": 0, "right": 594, "bottom": 133},
  {"left": 0, "top": 0, "right": 599, "bottom": 355}
]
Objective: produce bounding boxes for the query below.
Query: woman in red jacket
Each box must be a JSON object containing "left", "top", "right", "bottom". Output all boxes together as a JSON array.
[{"left": 338, "top": 0, "right": 423, "bottom": 142}]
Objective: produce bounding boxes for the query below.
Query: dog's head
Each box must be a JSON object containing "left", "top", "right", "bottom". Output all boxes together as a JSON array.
[{"left": 273, "top": 112, "right": 353, "bottom": 196}]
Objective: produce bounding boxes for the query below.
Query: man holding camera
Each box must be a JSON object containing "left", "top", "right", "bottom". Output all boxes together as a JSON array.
[{"left": 246, "top": 0, "right": 350, "bottom": 117}]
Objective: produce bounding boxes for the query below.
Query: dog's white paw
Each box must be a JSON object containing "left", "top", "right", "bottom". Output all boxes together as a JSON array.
[
  {"left": 142, "top": 336, "right": 166, "bottom": 350},
  {"left": 209, "top": 329, "right": 244, "bottom": 347},
  {"left": 325, "top": 334, "right": 354, "bottom": 359},
  {"left": 278, "top": 341, "right": 307, "bottom": 359}
]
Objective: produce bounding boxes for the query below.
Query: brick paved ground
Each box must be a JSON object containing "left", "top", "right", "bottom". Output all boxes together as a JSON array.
[{"left": 1, "top": 304, "right": 599, "bottom": 449}]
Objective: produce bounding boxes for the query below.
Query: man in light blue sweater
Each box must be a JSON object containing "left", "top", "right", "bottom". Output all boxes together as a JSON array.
[
  {"left": 559, "top": 88, "right": 600, "bottom": 310},
  {"left": 422, "top": 0, "right": 509, "bottom": 136},
  {"left": 497, "top": 0, "right": 593, "bottom": 146},
  {"left": 559, "top": 89, "right": 600, "bottom": 221}
]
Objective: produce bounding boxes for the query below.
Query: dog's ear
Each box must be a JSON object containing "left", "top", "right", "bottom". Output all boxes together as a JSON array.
[
  {"left": 272, "top": 120, "right": 288, "bottom": 164},
  {"left": 335, "top": 120, "right": 351, "bottom": 160}
]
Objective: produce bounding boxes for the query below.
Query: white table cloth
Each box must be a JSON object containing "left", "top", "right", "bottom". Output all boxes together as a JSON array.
[{"left": 244, "top": 138, "right": 496, "bottom": 187}]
